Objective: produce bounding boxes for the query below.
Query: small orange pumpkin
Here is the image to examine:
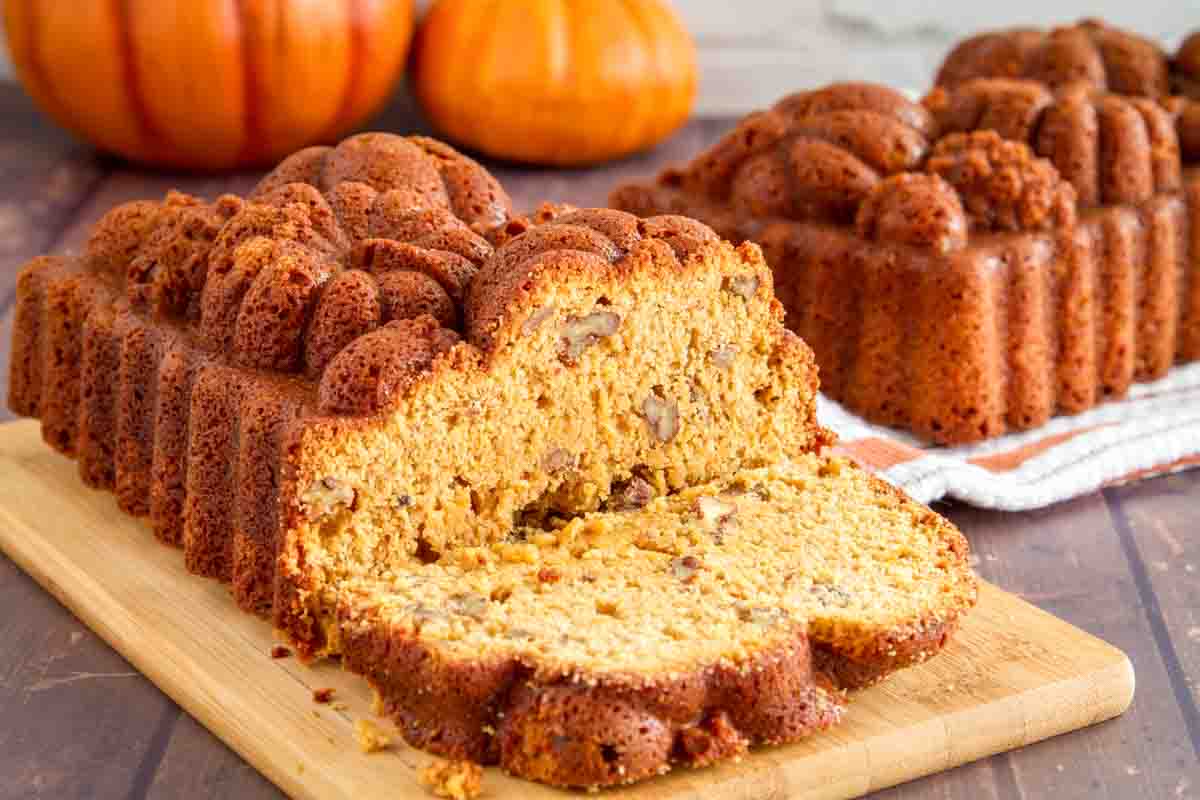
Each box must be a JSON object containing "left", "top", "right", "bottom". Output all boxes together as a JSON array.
[
  {"left": 2, "top": 0, "right": 414, "bottom": 170},
  {"left": 412, "top": 0, "right": 697, "bottom": 166}
]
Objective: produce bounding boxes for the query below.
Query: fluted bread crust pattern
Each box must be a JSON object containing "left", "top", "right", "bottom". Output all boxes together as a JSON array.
[{"left": 10, "top": 132, "right": 514, "bottom": 604}]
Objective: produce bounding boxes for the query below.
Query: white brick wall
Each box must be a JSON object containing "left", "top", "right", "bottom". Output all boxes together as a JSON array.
[
  {"left": 686, "top": 0, "right": 1194, "bottom": 113},
  {"left": 0, "top": 2, "right": 1193, "bottom": 115}
]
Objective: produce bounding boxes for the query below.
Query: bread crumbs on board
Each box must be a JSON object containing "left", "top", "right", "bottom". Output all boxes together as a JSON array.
[
  {"left": 355, "top": 719, "right": 392, "bottom": 753},
  {"left": 419, "top": 758, "right": 483, "bottom": 799}
]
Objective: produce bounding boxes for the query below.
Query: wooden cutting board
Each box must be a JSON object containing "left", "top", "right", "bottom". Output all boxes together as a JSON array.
[{"left": 0, "top": 419, "right": 1134, "bottom": 800}]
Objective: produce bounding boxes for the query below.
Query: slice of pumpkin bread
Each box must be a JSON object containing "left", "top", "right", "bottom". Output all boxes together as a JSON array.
[{"left": 337, "top": 454, "right": 977, "bottom": 789}]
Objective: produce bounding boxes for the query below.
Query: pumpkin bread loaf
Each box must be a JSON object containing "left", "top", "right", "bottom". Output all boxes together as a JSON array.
[
  {"left": 7, "top": 131, "right": 830, "bottom": 658},
  {"left": 613, "top": 64, "right": 1200, "bottom": 443},
  {"left": 339, "top": 455, "right": 975, "bottom": 789}
]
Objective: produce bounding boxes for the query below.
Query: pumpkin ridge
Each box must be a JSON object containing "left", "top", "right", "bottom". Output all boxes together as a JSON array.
[
  {"left": 112, "top": 0, "right": 165, "bottom": 159},
  {"left": 616, "top": 0, "right": 657, "bottom": 146},
  {"left": 465, "top": 0, "right": 504, "bottom": 95},
  {"left": 320, "top": 0, "right": 368, "bottom": 143},
  {"left": 550, "top": 0, "right": 571, "bottom": 91},
  {"left": 412, "top": 0, "right": 696, "bottom": 166},
  {"left": 11, "top": 1, "right": 68, "bottom": 133},
  {"left": 232, "top": 0, "right": 266, "bottom": 166}
]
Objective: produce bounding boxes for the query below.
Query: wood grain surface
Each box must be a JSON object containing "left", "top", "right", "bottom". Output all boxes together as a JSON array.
[
  {"left": 0, "top": 419, "right": 1135, "bottom": 800},
  {"left": 0, "top": 82, "right": 1198, "bottom": 799}
]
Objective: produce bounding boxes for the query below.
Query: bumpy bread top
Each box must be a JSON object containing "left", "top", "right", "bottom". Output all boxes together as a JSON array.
[
  {"left": 853, "top": 130, "right": 1073, "bottom": 253},
  {"left": 925, "top": 131, "right": 1076, "bottom": 233},
  {"left": 621, "top": 81, "right": 1083, "bottom": 250},
  {"left": 465, "top": 208, "right": 719, "bottom": 354},
  {"left": 82, "top": 133, "right": 734, "bottom": 417},
  {"left": 668, "top": 82, "right": 936, "bottom": 225},
  {"left": 321, "top": 206, "right": 724, "bottom": 413},
  {"left": 855, "top": 174, "right": 968, "bottom": 253},
  {"left": 87, "top": 133, "right": 510, "bottom": 379},
  {"left": 935, "top": 19, "right": 1170, "bottom": 97},
  {"left": 1166, "top": 97, "right": 1200, "bottom": 165},
  {"left": 926, "top": 79, "right": 1182, "bottom": 205}
]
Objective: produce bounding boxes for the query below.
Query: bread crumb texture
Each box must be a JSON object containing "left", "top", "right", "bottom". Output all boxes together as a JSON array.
[
  {"left": 354, "top": 719, "right": 392, "bottom": 754},
  {"left": 337, "top": 455, "right": 975, "bottom": 788},
  {"left": 343, "top": 456, "right": 972, "bottom": 673},
  {"left": 281, "top": 202, "right": 827, "bottom": 655},
  {"left": 419, "top": 759, "right": 483, "bottom": 800}
]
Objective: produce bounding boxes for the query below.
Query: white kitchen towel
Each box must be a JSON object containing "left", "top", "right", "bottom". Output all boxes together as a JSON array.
[{"left": 821, "top": 362, "right": 1200, "bottom": 510}]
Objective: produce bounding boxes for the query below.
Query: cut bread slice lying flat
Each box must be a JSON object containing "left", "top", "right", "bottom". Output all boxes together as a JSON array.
[{"left": 337, "top": 453, "right": 977, "bottom": 789}]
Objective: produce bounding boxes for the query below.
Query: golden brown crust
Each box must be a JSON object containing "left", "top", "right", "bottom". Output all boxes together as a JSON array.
[
  {"left": 465, "top": 208, "right": 720, "bottom": 357},
  {"left": 1174, "top": 33, "right": 1200, "bottom": 100},
  {"left": 317, "top": 317, "right": 461, "bottom": 415},
  {"left": 1168, "top": 97, "right": 1200, "bottom": 165},
  {"left": 927, "top": 80, "right": 1182, "bottom": 206},
  {"left": 923, "top": 79, "right": 1053, "bottom": 144},
  {"left": 339, "top": 606, "right": 844, "bottom": 789},
  {"left": 661, "top": 82, "right": 933, "bottom": 229},
  {"left": 1167, "top": 28, "right": 1200, "bottom": 166},
  {"left": 10, "top": 132, "right": 513, "bottom": 612},
  {"left": 926, "top": 130, "right": 1077, "bottom": 233},
  {"left": 814, "top": 475, "right": 972, "bottom": 687},
  {"left": 935, "top": 19, "right": 1170, "bottom": 97},
  {"left": 115, "top": 132, "right": 510, "bottom": 403},
  {"left": 813, "top": 618, "right": 961, "bottom": 690},
  {"left": 855, "top": 173, "right": 968, "bottom": 252}
]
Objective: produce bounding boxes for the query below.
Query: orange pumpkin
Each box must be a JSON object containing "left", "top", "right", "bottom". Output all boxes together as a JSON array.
[
  {"left": 412, "top": 0, "right": 697, "bottom": 166},
  {"left": 2, "top": 0, "right": 414, "bottom": 170}
]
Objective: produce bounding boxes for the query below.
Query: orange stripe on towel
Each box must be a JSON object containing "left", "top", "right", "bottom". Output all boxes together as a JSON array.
[
  {"left": 836, "top": 437, "right": 926, "bottom": 471},
  {"left": 1102, "top": 454, "right": 1200, "bottom": 488},
  {"left": 968, "top": 424, "right": 1116, "bottom": 472}
]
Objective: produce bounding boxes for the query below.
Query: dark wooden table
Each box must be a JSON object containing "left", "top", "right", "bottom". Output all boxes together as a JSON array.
[{"left": 0, "top": 83, "right": 1197, "bottom": 800}]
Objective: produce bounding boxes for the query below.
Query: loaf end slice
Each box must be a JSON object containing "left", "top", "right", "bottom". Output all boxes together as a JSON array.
[{"left": 337, "top": 454, "right": 977, "bottom": 789}]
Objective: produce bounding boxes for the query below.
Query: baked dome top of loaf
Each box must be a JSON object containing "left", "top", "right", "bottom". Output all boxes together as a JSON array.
[
  {"left": 857, "top": 131, "right": 1075, "bottom": 250},
  {"left": 926, "top": 78, "right": 1184, "bottom": 205},
  {"left": 1170, "top": 34, "right": 1200, "bottom": 163},
  {"left": 666, "top": 82, "right": 936, "bottom": 225},
  {"left": 78, "top": 132, "right": 738, "bottom": 417},
  {"left": 318, "top": 206, "right": 724, "bottom": 414},
  {"left": 935, "top": 18, "right": 1170, "bottom": 97},
  {"left": 618, "top": 81, "right": 1076, "bottom": 247},
  {"left": 86, "top": 133, "right": 510, "bottom": 379}
]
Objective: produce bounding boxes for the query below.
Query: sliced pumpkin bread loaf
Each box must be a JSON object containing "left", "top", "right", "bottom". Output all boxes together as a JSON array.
[
  {"left": 7, "top": 132, "right": 829, "bottom": 659},
  {"left": 337, "top": 454, "right": 977, "bottom": 789}
]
